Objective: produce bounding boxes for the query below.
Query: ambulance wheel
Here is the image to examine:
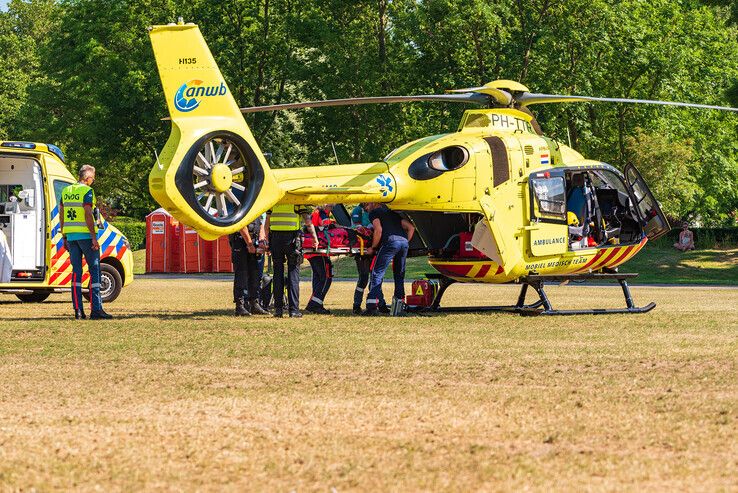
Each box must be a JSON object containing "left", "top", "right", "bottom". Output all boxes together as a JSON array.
[
  {"left": 16, "top": 291, "right": 51, "bottom": 303},
  {"left": 82, "top": 264, "right": 122, "bottom": 304}
]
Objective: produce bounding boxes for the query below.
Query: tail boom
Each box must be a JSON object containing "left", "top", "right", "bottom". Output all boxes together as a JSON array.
[{"left": 272, "top": 162, "right": 396, "bottom": 205}]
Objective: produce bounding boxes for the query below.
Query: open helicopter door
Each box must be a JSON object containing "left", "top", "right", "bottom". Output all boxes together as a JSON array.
[
  {"left": 475, "top": 194, "right": 523, "bottom": 275},
  {"left": 623, "top": 164, "right": 670, "bottom": 240}
]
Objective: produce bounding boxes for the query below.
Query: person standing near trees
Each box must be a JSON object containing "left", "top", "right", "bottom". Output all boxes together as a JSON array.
[{"left": 59, "top": 165, "right": 112, "bottom": 320}]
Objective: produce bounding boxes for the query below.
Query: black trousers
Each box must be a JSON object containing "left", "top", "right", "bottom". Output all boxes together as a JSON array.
[
  {"left": 307, "top": 255, "right": 332, "bottom": 306},
  {"left": 270, "top": 230, "right": 301, "bottom": 313},
  {"left": 354, "top": 255, "right": 386, "bottom": 308},
  {"left": 232, "top": 247, "right": 261, "bottom": 302}
]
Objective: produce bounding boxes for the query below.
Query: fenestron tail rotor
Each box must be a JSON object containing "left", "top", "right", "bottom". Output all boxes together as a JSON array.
[{"left": 191, "top": 135, "right": 248, "bottom": 221}]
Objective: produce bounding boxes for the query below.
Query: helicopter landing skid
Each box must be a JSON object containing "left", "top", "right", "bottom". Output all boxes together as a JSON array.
[{"left": 421, "top": 273, "right": 656, "bottom": 316}]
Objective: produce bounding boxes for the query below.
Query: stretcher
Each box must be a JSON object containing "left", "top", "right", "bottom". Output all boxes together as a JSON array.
[{"left": 301, "top": 226, "right": 373, "bottom": 256}]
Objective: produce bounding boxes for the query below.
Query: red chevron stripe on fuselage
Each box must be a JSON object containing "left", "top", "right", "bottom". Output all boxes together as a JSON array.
[
  {"left": 573, "top": 249, "right": 606, "bottom": 273},
  {"left": 475, "top": 264, "right": 491, "bottom": 278},
  {"left": 610, "top": 237, "right": 648, "bottom": 268},
  {"left": 589, "top": 247, "right": 622, "bottom": 271}
]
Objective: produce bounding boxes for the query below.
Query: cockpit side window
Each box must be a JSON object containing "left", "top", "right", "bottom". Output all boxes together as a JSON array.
[{"left": 530, "top": 175, "right": 566, "bottom": 221}]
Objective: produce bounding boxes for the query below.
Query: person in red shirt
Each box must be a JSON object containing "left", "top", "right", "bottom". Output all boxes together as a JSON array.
[{"left": 305, "top": 204, "right": 335, "bottom": 314}]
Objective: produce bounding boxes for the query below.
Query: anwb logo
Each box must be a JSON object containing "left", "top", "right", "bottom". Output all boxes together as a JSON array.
[{"left": 174, "top": 80, "right": 228, "bottom": 112}]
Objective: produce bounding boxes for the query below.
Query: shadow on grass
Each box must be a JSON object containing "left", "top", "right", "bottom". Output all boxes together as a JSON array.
[
  {"left": 4, "top": 309, "right": 233, "bottom": 321},
  {"left": 0, "top": 300, "right": 68, "bottom": 305},
  {"left": 4, "top": 307, "right": 452, "bottom": 322}
]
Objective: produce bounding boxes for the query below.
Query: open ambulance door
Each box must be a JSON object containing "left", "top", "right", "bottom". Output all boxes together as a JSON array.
[{"left": 623, "top": 164, "right": 670, "bottom": 241}]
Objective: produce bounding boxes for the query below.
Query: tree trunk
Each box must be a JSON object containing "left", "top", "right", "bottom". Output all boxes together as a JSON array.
[{"left": 377, "top": 0, "right": 388, "bottom": 93}]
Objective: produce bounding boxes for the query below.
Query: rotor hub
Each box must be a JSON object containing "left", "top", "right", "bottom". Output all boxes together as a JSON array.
[{"left": 210, "top": 164, "right": 233, "bottom": 192}]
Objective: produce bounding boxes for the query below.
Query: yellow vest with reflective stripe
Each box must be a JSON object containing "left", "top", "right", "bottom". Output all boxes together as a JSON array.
[
  {"left": 269, "top": 204, "right": 301, "bottom": 231},
  {"left": 61, "top": 183, "right": 97, "bottom": 235}
]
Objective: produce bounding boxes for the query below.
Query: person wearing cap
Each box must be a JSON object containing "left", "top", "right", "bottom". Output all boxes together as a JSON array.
[
  {"left": 362, "top": 203, "right": 415, "bottom": 316},
  {"left": 59, "top": 165, "right": 112, "bottom": 320},
  {"left": 305, "top": 204, "right": 335, "bottom": 314}
]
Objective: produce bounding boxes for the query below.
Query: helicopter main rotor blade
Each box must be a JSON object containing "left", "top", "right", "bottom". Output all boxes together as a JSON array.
[
  {"left": 518, "top": 93, "right": 738, "bottom": 112},
  {"left": 239, "top": 93, "right": 489, "bottom": 113},
  {"left": 446, "top": 87, "right": 513, "bottom": 106}
]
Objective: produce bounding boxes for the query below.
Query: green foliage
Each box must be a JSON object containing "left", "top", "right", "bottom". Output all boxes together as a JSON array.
[
  {"left": 0, "top": 0, "right": 736, "bottom": 225},
  {"left": 625, "top": 129, "right": 699, "bottom": 220},
  {"left": 110, "top": 217, "right": 146, "bottom": 250},
  {"left": 0, "top": 0, "right": 59, "bottom": 139}
]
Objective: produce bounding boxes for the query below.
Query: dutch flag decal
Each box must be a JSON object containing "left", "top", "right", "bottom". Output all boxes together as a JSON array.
[{"left": 541, "top": 153, "right": 550, "bottom": 165}]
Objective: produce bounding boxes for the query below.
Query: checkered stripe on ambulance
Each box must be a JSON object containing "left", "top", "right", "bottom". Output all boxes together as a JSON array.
[{"left": 47, "top": 204, "right": 129, "bottom": 286}]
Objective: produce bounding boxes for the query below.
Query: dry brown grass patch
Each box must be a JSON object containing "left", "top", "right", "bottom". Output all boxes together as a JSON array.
[{"left": 0, "top": 279, "right": 736, "bottom": 491}]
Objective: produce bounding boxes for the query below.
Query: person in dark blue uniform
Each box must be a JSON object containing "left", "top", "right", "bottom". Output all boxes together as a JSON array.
[
  {"left": 351, "top": 203, "right": 388, "bottom": 315},
  {"left": 230, "top": 215, "right": 270, "bottom": 316},
  {"left": 305, "top": 204, "right": 335, "bottom": 314},
  {"left": 266, "top": 204, "right": 316, "bottom": 318},
  {"left": 59, "top": 165, "right": 111, "bottom": 320},
  {"left": 363, "top": 203, "right": 415, "bottom": 315}
]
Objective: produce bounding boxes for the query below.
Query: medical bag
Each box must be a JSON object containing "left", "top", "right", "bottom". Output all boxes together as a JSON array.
[{"left": 405, "top": 279, "right": 440, "bottom": 307}]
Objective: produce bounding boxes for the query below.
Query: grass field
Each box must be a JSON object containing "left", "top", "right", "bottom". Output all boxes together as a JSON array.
[{"left": 1, "top": 279, "right": 736, "bottom": 490}]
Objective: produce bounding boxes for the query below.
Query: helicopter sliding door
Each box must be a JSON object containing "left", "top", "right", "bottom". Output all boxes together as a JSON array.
[
  {"left": 623, "top": 164, "right": 670, "bottom": 240},
  {"left": 527, "top": 170, "right": 568, "bottom": 256}
]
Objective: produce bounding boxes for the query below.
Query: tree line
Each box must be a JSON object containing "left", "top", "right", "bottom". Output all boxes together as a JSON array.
[{"left": 1, "top": 0, "right": 736, "bottom": 225}]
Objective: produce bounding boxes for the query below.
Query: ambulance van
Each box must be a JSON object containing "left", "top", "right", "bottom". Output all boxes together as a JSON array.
[{"left": 0, "top": 141, "right": 133, "bottom": 303}]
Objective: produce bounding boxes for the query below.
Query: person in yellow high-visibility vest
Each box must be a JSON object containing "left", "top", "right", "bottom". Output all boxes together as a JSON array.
[
  {"left": 59, "top": 165, "right": 112, "bottom": 320},
  {"left": 265, "top": 204, "right": 317, "bottom": 318}
]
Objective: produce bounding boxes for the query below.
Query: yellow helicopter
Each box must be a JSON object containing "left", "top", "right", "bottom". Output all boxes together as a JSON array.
[{"left": 147, "top": 21, "right": 737, "bottom": 315}]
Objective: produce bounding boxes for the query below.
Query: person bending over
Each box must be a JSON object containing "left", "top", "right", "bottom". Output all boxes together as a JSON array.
[{"left": 363, "top": 203, "right": 415, "bottom": 316}]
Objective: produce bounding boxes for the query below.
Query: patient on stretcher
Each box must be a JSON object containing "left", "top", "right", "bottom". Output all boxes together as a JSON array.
[{"left": 301, "top": 225, "right": 373, "bottom": 253}]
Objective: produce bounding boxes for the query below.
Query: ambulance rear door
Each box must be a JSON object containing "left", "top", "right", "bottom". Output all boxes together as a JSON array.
[{"left": 0, "top": 152, "right": 46, "bottom": 282}]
